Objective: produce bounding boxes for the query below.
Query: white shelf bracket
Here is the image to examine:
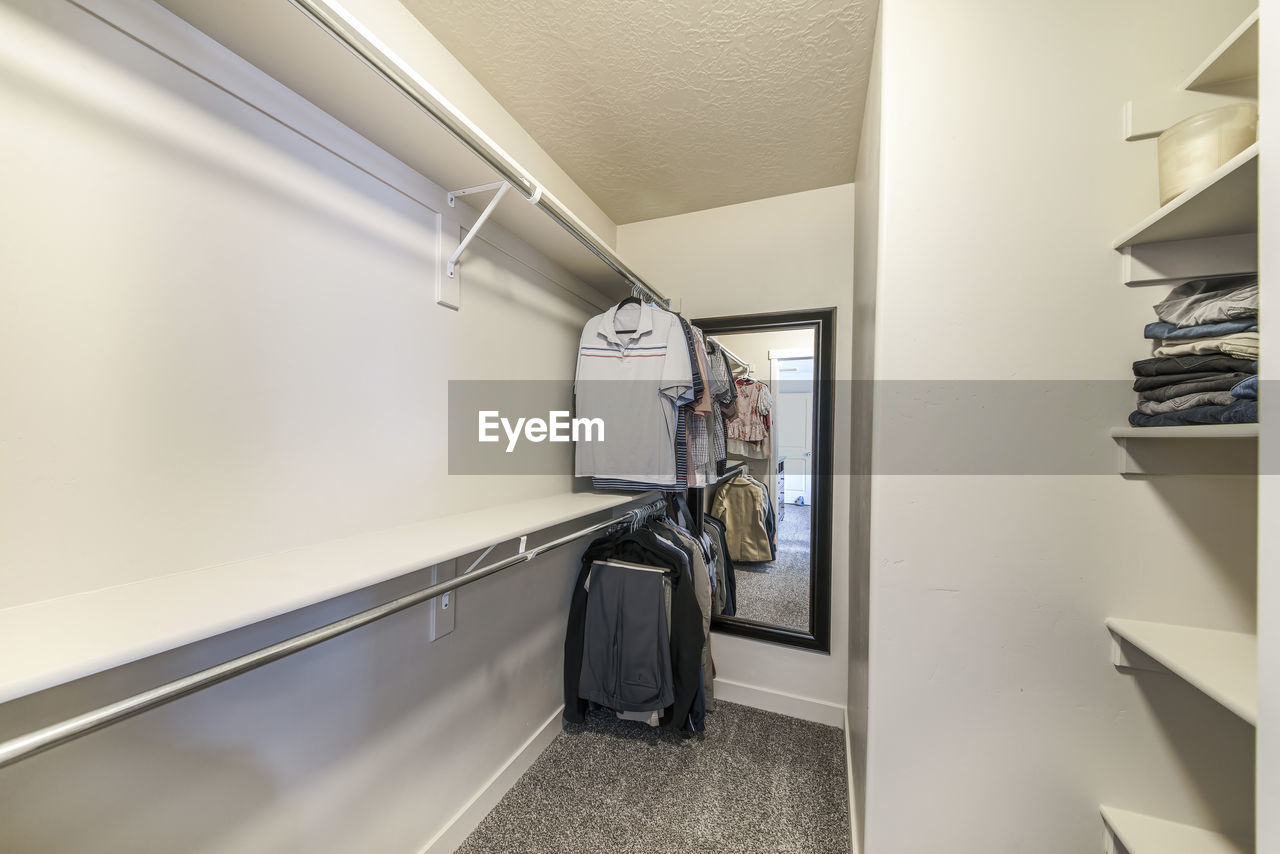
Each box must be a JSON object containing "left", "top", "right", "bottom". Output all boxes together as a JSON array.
[
  {"left": 1109, "top": 630, "right": 1168, "bottom": 674},
  {"left": 446, "top": 181, "right": 511, "bottom": 279},
  {"left": 445, "top": 179, "right": 546, "bottom": 280}
]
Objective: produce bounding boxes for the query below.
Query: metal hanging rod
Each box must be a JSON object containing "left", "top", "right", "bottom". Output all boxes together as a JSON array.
[
  {"left": 709, "top": 337, "right": 752, "bottom": 374},
  {"left": 285, "top": 0, "right": 670, "bottom": 309},
  {"left": 0, "top": 499, "right": 665, "bottom": 770},
  {"left": 712, "top": 461, "right": 749, "bottom": 485}
]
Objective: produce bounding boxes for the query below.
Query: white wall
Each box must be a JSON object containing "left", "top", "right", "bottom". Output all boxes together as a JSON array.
[
  {"left": 154, "top": 0, "right": 617, "bottom": 249},
  {"left": 848, "top": 9, "right": 882, "bottom": 852},
  {"left": 0, "top": 1, "right": 614, "bottom": 850},
  {"left": 618, "top": 185, "right": 856, "bottom": 723},
  {"left": 863, "top": 1, "right": 1258, "bottom": 852},
  {"left": 1256, "top": 0, "right": 1277, "bottom": 850}
]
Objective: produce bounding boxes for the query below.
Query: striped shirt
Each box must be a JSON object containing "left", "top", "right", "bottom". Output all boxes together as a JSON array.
[{"left": 575, "top": 301, "right": 693, "bottom": 486}]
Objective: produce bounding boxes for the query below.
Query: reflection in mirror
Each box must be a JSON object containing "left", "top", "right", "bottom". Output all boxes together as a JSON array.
[
  {"left": 694, "top": 309, "right": 832, "bottom": 653},
  {"left": 709, "top": 328, "right": 814, "bottom": 631}
]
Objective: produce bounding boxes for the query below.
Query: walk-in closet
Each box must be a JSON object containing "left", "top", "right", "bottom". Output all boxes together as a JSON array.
[{"left": 0, "top": 1, "right": 1274, "bottom": 853}]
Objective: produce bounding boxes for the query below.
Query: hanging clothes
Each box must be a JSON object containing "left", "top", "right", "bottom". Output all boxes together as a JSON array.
[
  {"left": 578, "top": 561, "right": 673, "bottom": 714},
  {"left": 703, "top": 515, "right": 736, "bottom": 617},
  {"left": 574, "top": 300, "right": 694, "bottom": 490},
  {"left": 709, "top": 473, "right": 774, "bottom": 562},
  {"left": 700, "top": 332, "right": 735, "bottom": 477},
  {"left": 574, "top": 301, "right": 728, "bottom": 491},
  {"left": 726, "top": 377, "right": 772, "bottom": 460},
  {"left": 653, "top": 518, "right": 716, "bottom": 707},
  {"left": 564, "top": 525, "right": 707, "bottom": 734}
]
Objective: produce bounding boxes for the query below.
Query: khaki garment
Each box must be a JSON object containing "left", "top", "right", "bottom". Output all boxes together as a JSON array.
[
  {"left": 656, "top": 522, "right": 715, "bottom": 706},
  {"left": 1154, "top": 332, "right": 1260, "bottom": 360},
  {"left": 709, "top": 477, "right": 772, "bottom": 562}
]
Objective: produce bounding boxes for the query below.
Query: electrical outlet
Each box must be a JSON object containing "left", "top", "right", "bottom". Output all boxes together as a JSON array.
[{"left": 430, "top": 559, "right": 457, "bottom": 641}]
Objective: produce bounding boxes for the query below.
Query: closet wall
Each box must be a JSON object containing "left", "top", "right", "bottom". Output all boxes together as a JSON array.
[
  {"left": 0, "top": 0, "right": 618, "bottom": 851},
  {"left": 847, "top": 12, "right": 882, "bottom": 853},
  {"left": 618, "top": 185, "right": 856, "bottom": 724},
  {"left": 860, "top": 0, "right": 1258, "bottom": 852},
  {"left": 1259, "top": 0, "right": 1278, "bottom": 848}
]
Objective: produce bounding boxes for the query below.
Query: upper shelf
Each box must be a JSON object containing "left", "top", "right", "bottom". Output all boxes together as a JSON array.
[
  {"left": 1101, "top": 806, "right": 1252, "bottom": 854},
  {"left": 1113, "top": 143, "right": 1258, "bottom": 249},
  {"left": 0, "top": 491, "right": 655, "bottom": 705},
  {"left": 1107, "top": 618, "right": 1257, "bottom": 724},
  {"left": 1182, "top": 9, "right": 1260, "bottom": 96}
]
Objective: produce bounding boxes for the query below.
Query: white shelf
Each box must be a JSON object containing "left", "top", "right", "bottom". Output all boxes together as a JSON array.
[
  {"left": 1107, "top": 618, "right": 1257, "bottom": 724},
  {"left": 1110, "top": 424, "right": 1259, "bottom": 440},
  {"left": 1101, "top": 806, "right": 1251, "bottom": 854},
  {"left": 1113, "top": 144, "right": 1258, "bottom": 249},
  {"left": 0, "top": 491, "right": 654, "bottom": 704},
  {"left": 1182, "top": 10, "right": 1260, "bottom": 95}
]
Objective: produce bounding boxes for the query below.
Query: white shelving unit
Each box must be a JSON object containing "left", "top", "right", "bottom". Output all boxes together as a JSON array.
[
  {"left": 1109, "top": 424, "right": 1258, "bottom": 475},
  {"left": 1103, "top": 9, "right": 1260, "bottom": 849},
  {"left": 1107, "top": 618, "right": 1258, "bottom": 724},
  {"left": 1112, "top": 143, "right": 1258, "bottom": 249},
  {"left": 1101, "top": 806, "right": 1251, "bottom": 854},
  {"left": 1182, "top": 9, "right": 1260, "bottom": 96},
  {"left": 1110, "top": 424, "right": 1259, "bottom": 440}
]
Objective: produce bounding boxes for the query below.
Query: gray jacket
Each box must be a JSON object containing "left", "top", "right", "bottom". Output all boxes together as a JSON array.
[{"left": 579, "top": 562, "right": 673, "bottom": 713}]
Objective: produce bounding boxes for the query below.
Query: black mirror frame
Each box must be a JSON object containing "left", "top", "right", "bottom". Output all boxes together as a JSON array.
[{"left": 693, "top": 308, "right": 834, "bottom": 654}]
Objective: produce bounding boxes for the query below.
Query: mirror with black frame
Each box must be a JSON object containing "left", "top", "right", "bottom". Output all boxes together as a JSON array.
[{"left": 694, "top": 309, "right": 833, "bottom": 652}]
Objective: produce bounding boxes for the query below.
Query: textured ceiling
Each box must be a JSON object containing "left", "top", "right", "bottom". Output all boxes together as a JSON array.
[{"left": 401, "top": 0, "right": 876, "bottom": 223}]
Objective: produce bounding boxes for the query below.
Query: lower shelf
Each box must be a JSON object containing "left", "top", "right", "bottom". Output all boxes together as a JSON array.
[
  {"left": 1101, "top": 806, "right": 1251, "bottom": 854},
  {"left": 1109, "top": 424, "right": 1259, "bottom": 475},
  {"left": 1107, "top": 618, "right": 1257, "bottom": 724}
]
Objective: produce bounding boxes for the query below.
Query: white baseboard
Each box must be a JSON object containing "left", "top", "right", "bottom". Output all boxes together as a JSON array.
[
  {"left": 713, "top": 678, "right": 845, "bottom": 727},
  {"left": 845, "top": 706, "right": 859, "bottom": 854},
  {"left": 418, "top": 705, "right": 564, "bottom": 854}
]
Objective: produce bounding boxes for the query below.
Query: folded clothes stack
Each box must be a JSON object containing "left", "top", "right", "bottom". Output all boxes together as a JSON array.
[{"left": 1129, "top": 276, "right": 1259, "bottom": 428}]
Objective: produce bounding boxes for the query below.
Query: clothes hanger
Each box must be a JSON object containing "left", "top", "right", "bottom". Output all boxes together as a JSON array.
[{"left": 614, "top": 295, "right": 641, "bottom": 334}]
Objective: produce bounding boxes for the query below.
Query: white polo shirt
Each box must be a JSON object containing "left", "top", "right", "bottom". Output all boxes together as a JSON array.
[{"left": 574, "top": 301, "right": 694, "bottom": 485}]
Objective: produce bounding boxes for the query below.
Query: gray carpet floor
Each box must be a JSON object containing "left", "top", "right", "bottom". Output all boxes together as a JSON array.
[
  {"left": 455, "top": 701, "right": 850, "bottom": 854},
  {"left": 733, "top": 504, "right": 811, "bottom": 630}
]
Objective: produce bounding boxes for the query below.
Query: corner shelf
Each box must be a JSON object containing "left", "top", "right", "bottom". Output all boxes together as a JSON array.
[
  {"left": 1107, "top": 618, "right": 1257, "bottom": 725},
  {"left": 1112, "top": 143, "right": 1258, "bottom": 249},
  {"left": 1182, "top": 9, "right": 1260, "bottom": 95},
  {"left": 1101, "top": 806, "right": 1252, "bottom": 854}
]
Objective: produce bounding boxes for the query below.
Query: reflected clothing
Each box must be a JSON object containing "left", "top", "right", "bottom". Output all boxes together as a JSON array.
[
  {"left": 1137, "top": 372, "right": 1252, "bottom": 402},
  {"left": 1132, "top": 353, "right": 1257, "bottom": 378},
  {"left": 1153, "top": 276, "right": 1259, "bottom": 328},
  {"left": 1144, "top": 318, "right": 1257, "bottom": 340},
  {"left": 1231, "top": 375, "right": 1259, "bottom": 400},
  {"left": 1128, "top": 398, "right": 1258, "bottom": 427},
  {"left": 709, "top": 475, "right": 773, "bottom": 562},
  {"left": 727, "top": 379, "right": 773, "bottom": 443}
]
